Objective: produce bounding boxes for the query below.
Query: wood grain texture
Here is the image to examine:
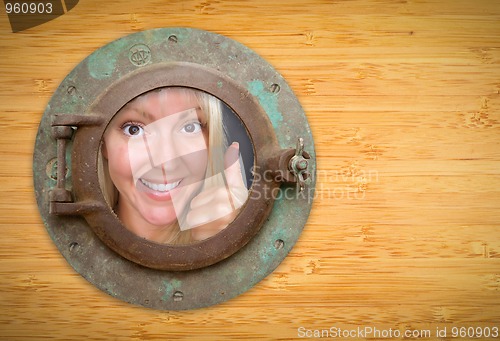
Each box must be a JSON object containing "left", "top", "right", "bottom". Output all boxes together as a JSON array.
[{"left": 1, "top": 0, "right": 499, "bottom": 340}]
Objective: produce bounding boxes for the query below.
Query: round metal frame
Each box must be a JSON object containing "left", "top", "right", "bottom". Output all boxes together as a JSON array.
[{"left": 33, "top": 28, "right": 316, "bottom": 310}]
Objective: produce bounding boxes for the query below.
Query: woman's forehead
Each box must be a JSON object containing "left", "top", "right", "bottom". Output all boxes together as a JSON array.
[
  {"left": 135, "top": 88, "right": 198, "bottom": 112},
  {"left": 119, "top": 88, "right": 205, "bottom": 121}
]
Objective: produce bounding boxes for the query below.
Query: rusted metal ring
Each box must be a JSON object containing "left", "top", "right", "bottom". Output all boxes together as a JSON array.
[
  {"left": 33, "top": 28, "right": 316, "bottom": 310},
  {"left": 66, "top": 62, "right": 280, "bottom": 271}
]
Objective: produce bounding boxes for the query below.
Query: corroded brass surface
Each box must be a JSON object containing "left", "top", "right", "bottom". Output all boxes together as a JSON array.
[{"left": 33, "top": 28, "right": 315, "bottom": 310}]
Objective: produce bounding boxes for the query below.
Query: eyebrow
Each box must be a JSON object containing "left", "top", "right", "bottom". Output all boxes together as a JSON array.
[
  {"left": 176, "top": 107, "right": 202, "bottom": 121},
  {"left": 136, "top": 106, "right": 202, "bottom": 122}
]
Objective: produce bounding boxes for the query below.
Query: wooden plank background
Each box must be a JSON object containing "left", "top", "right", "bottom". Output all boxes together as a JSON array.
[{"left": 1, "top": 0, "right": 499, "bottom": 340}]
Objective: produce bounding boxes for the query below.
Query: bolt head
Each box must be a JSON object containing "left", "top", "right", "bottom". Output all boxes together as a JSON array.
[{"left": 296, "top": 159, "right": 308, "bottom": 171}]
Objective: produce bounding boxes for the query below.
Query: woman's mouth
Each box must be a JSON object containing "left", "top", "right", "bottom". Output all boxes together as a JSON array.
[{"left": 139, "top": 178, "right": 181, "bottom": 192}]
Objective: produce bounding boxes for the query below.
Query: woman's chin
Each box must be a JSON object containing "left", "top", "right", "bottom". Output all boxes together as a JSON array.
[{"left": 141, "top": 210, "right": 178, "bottom": 227}]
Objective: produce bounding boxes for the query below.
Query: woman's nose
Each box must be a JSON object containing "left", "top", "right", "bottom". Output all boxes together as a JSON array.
[{"left": 147, "top": 131, "right": 179, "bottom": 170}]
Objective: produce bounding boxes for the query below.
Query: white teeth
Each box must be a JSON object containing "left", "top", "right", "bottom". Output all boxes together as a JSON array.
[{"left": 140, "top": 179, "right": 180, "bottom": 192}]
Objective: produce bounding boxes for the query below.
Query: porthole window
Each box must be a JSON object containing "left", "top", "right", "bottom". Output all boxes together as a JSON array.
[
  {"left": 33, "top": 28, "right": 315, "bottom": 310},
  {"left": 99, "top": 87, "right": 254, "bottom": 245}
]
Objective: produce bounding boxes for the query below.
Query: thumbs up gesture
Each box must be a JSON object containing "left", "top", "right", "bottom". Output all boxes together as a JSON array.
[{"left": 187, "top": 142, "right": 249, "bottom": 241}]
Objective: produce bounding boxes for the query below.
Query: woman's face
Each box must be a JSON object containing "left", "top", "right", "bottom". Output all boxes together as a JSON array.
[{"left": 102, "top": 88, "right": 208, "bottom": 231}]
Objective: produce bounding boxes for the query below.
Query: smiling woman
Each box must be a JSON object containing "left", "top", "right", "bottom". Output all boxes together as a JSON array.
[{"left": 98, "top": 87, "right": 251, "bottom": 244}]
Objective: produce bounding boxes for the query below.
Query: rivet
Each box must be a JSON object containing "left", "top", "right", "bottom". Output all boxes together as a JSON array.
[
  {"left": 168, "top": 35, "right": 178, "bottom": 43},
  {"left": 270, "top": 83, "right": 280, "bottom": 94},
  {"left": 69, "top": 242, "right": 80, "bottom": 252},
  {"left": 274, "top": 239, "right": 284, "bottom": 250},
  {"left": 45, "top": 158, "right": 58, "bottom": 180},
  {"left": 173, "top": 291, "right": 184, "bottom": 302},
  {"left": 67, "top": 86, "right": 77, "bottom": 95},
  {"left": 46, "top": 158, "right": 68, "bottom": 181}
]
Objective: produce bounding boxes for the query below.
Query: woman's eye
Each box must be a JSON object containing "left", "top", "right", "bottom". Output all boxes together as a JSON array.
[
  {"left": 122, "top": 124, "right": 144, "bottom": 137},
  {"left": 181, "top": 122, "right": 202, "bottom": 134}
]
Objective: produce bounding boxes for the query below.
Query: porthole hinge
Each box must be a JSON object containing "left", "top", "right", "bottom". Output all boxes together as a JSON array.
[{"left": 49, "top": 114, "right": 106, "bottom": 215}]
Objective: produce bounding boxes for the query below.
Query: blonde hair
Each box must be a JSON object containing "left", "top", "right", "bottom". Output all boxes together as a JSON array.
[{"left": 98, "top": 87, "right": 227, "bottom": 244}]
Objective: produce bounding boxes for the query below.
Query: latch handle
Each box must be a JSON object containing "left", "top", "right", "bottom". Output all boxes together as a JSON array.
[
  {"left": 288, "top": 138, "right": 310, "bottom": 192},
  {"left": 267, "top": 137, "right": 312, "bottom": 192}
]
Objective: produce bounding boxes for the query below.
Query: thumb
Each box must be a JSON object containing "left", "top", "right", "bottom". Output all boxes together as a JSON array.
[{"left": 224, "top": 142, "right": 245, "bottom": 189}]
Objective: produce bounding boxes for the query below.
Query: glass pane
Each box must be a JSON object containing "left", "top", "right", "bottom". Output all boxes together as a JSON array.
[{"left": 99, "top": 87, "right": 253, "bottom": 244}]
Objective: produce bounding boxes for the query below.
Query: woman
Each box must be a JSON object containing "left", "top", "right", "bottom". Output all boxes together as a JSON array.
[{"left": 98, "top": 87, "right": 248, "bottom": 244}]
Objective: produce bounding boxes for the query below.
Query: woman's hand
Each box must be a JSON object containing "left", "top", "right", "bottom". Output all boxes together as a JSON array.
[{"left": 187, "top": 142, "right": 249, "bottom": 241}]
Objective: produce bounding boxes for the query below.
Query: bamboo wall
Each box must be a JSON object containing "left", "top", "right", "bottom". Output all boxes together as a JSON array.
[{"left": 1, "top": 1, "right": 499, "bottom": 340}]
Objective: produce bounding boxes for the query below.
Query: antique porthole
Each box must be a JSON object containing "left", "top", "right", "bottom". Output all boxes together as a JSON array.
[{"left": 33, "top": 28, "right": 315, "bottom": 310}]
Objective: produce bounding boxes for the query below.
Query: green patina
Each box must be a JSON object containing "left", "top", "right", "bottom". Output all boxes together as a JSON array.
[
  {"left": 247, "top": 80, "right": 283, "bottom": 130},
  {"left": 34, "top": 28, "right": 315, "bottom": 310},
  {"left": 161, "top": 278, "right": 182, "bottom": 301},
  {"left": 87, "top": 38, "right": 129, "bottom": 80},
  {"left": 87, "top": 50, "right": 117, "bottom": 80}
]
